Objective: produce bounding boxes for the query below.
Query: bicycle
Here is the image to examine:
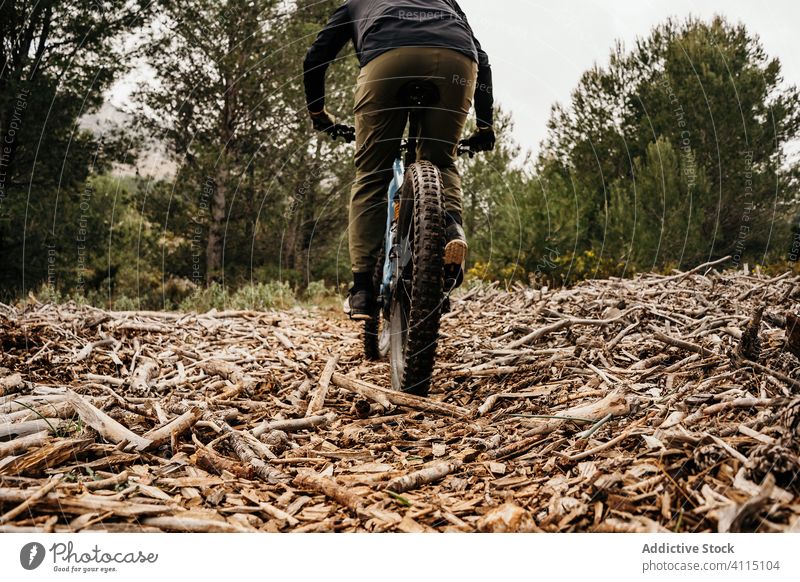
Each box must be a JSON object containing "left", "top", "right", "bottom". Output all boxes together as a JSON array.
[{"left": 327, "top": 81, "right": 478, "bottom": 397}]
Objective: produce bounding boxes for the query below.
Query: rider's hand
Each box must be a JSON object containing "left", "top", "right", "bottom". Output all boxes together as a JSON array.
[
  {"left": 461, "top": 126, "right": 496, "bottom": 152},
  {"left": 309, "top": 108, "right": 335, "bottom": 133}
]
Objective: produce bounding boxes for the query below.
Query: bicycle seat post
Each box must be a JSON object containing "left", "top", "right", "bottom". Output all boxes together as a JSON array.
[{"left": 398, "top": 81, "right": 440, "bottom": 167}]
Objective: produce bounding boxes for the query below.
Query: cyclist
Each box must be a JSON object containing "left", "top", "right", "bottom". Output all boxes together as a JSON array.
[{"left": 303, "top": 0, "right": 495, "bottom": 320}]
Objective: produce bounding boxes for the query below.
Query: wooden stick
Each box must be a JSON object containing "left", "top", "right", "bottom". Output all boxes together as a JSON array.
[
  {"left": 742, "top": 359, "right": 800, "bottom": 391},
  {"left": 143, "top": 406, "right": 202, "bottom": 448},
  {"left": 193, "top": 435, "right": 254, "bottom": 479},
  {"left": 683, "top": 398, "right": 776, "bottom": 426},
  {"left": 0, "top": 474, "right": 64, "bottom": 524},
  {"left": 293, "top": 473, "right": 364, "bottom": 514},
  {"left": 508, "top": 308, "right": 641, "bottom": 349},
  {"left": 384, "top": 460, "right": 463, "bottom": 493},
  {"left": 258, "top": 502, "right": 299, "bottom": 527},
  {"left": 658, "top": 255, "right": 732, "bottom": 284},
  {"left": 521, "top": 390, "right": 630, "bottom": 436},
  {"left": 216, "top": 417, "right": 289, "bottom": 483},
  {"left": 476, "top": 394, "right": 500, "bottom": 417},
  {"left": 84, "top": 471, "right": 130, "bottom": 492},
  {"left": 59, "top": 471, "right": 131, "bottom": 492},
  {"left": 306, "top": 354, "right": 339, "bottom": 416},
  {"left": 564, "top": 423, "right": 646, "bottom": 462},
  {"left": 74, "top": 338, "right": 115, "bottom": 362},
  {"left": 129, "top": 358, "right": 158, "bottom": 395},
  {"left": 0, "top": 489, "right": 176, "bottom": 517},
  {"left": 331, "top": 373, "right": 470, "bottom": 419},
  {"left": 0, "top": 418, "right": 64, "bottom": 439},
  {"left": 66, "top": 390, "right": 152, "bottom": 451},
  {"left": 653, "top": 331, "right": 713, "bottom": 357},
  {"left": 142, "top": 516, "right": 251, "bottom": 533},
  {"left": 0, "top": 430, "right": 50, "bottom": 457},
  {"left": 251, "top": 414, "right": 333, "bottom": 437}
]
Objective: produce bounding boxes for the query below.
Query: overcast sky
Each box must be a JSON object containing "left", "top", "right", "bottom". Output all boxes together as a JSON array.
[{"left": 457, "top": 0, "right": 800, "bottom": 156}]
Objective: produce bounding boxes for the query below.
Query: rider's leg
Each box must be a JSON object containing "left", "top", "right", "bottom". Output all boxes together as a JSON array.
[
  {"left": 417, "top": 49, "right": 476, "bottom": 215},
  {"left": 347, "top": 50, "right": 424, "bottom": 317},
  {"left": 349, "top": 47, "right": 451, "bottom": 279},
  {"left": 349, "top": 56, "right": 409, "bottom": 279},
  {"left": 416, "top": 49, "right": 478, "bottom": 286}
]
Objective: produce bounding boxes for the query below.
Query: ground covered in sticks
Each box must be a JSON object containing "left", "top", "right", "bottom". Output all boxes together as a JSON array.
[{"left": 1, "top": 266, "right": 800, "bottom": 533}]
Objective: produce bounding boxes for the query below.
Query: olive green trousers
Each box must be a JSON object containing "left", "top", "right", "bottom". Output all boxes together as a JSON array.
[{"left": 349, "top": 47, "right": 477, "bottom": 274}]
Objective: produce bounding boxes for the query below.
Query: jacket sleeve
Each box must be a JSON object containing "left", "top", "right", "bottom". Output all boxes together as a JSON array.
[
  {"left": 303, "top": 4, "right": 352, "bottom": 113},
  {"left": 449, "top": 1, "right": 494, "bottom": 127}
]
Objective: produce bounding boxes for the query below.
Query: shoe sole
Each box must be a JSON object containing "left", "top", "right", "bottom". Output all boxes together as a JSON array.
[
  {"left": 444, "top": 240, "right": 468, "bottom": 266},
  {"left": 344, "top": 297, "right": 374, "bottom": 321}
]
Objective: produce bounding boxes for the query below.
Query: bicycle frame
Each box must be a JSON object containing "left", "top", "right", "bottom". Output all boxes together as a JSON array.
[{"left": 380, "top": 156, "right": 405, "bottom": 300}]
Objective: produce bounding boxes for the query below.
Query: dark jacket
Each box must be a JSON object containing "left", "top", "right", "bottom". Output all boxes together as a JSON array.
[{"left": 303, "top": 0, "right": 494, "bottom": 127}]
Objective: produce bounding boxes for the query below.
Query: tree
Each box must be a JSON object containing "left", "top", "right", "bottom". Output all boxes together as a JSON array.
[
  {"left": 134, "top": 0, "right": 358, "bottom": 293},
  {"left": 540, "top": 16, "right": 800, "bottom": 273},
  {"left": 0, "top": 0, "right": 152, "bottom": 296}
]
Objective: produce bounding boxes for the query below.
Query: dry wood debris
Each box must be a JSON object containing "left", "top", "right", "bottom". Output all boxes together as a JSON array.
[{"left": 1, "top": 264, "right": 799, "bottom": 532}]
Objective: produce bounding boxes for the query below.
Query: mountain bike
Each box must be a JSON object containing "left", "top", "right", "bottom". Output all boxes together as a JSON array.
[{"left": 328, "top": 81, "right": 477, "bottom": 397}]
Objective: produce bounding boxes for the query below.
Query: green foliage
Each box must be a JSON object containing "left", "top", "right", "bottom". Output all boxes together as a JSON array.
[
  {"left": 0, "top": 1, "right": 153, "bottom": 298},
  {"left": 605, "top": 138, "right": 710, "bottom": 271},
  {"left": 134, "top": 0, "right": 358, "bottom": 288},
  {"left": 177, "top": 281, "right": 296, "bottom": 312},
  {"left": 5, "top": 7, "right": 800, "bottom": 309},
  {"left": 537, "top": 16, "right": 800, "bottom": 277}
]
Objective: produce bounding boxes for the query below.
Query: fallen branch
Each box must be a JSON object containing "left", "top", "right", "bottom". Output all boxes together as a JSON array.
[
  {"left": 251, "top": 414, "right": 334, "bottom": 438},
  {"left": 193, "top": 435, "right": 253, "bottom": 479},
  {"left": 74, "top": 338, "right": 115, "bottom": 362},
  {"left": 143, "top": 406, "right": 202, "bottom": 448},
  {"left": 129, "top": 358, "right": 159, "bottom": 396},
  {"left": 653, "top": 332, "right": 713, "bottom": 357},
  {"left": 293, "top": 473, "right": 365, "bottom": 514},
  {"left": 508, "top": 308, "right": 641, "bottom": 349},
  {"left": 742, "top": 359, "right": 800, "bottom": 391},
  {"left": 306, "top": 354, "right": 340, "bottom": 417},
  {"left": 331, "top": 373, "right": 469, "bottom": 419},
  {"left": 0, "top": 373, "right": 24, "bottom": 397},
  {"left": 0, "top": 418, "right": 64, "bottom": 439},
  {"left": 216, "top": 417, "right": 289, "bottom": 483},
  {"left": 142, "top": 516, "right": 251, "bottom": 533},
  {"left": 384, "top": 460, "right": 463, "bottom": 493},
  {"left": 0, "top": 430, "right": 50, "bottom": 457},
  {"left": 521, "top": 390, "right": 631, "bottom": 436},
  {"left": 66, "top": 390, "right": 152, "bottom": 451},
  {"left": 0, "top": 474, "right": 63, "bottom": 524},
  {"left": 659, "top": 255, "right": 732, "bottom": 284}
]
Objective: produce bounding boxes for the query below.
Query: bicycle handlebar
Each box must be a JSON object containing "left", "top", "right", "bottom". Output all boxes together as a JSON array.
[
  {"left": 325, "top": 124, "right": 356, "bottom": 143},
  {"left": 457, "top": 145, "right": 476, "bottom": 158},
  {"left": 324, "top": 124, "right": 480, "bottom": 157}
]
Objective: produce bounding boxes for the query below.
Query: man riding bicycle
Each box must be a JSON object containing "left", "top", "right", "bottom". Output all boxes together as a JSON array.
[{"left": 303, "top": 0, "right": 495, "bottom": 320}]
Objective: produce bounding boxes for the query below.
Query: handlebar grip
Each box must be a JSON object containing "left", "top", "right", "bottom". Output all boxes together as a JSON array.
[
  {"left": 457, "top": 145, "right": 476, "bottom": 158},
  {"left": 328, "top": 124, "right": 356, "bottom": 143}
]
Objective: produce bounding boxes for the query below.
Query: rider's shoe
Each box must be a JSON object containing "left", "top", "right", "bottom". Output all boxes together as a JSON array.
[
  {"left": 444, "top": 221, "right": 467, "bottom": 289},
  {"left": 343, "top": 287, "right": 374, "bottom": 321}
]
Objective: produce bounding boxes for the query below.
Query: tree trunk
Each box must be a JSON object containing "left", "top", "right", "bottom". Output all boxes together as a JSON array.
[
  {"left": 206, "top": 174, "right": 226, "bottom": 282},
  {"left": 206, "top": 67, "right": 236, "bottom": 283}
]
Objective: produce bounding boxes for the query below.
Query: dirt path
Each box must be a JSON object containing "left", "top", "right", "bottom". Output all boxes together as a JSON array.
[{"left": 1, "top": 267, "right": 799, "bottom": 532}]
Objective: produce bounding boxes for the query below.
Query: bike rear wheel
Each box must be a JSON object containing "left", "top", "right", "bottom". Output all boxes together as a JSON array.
[{"left": 389, "top": 161, "right": 445, "bottom": 396}]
